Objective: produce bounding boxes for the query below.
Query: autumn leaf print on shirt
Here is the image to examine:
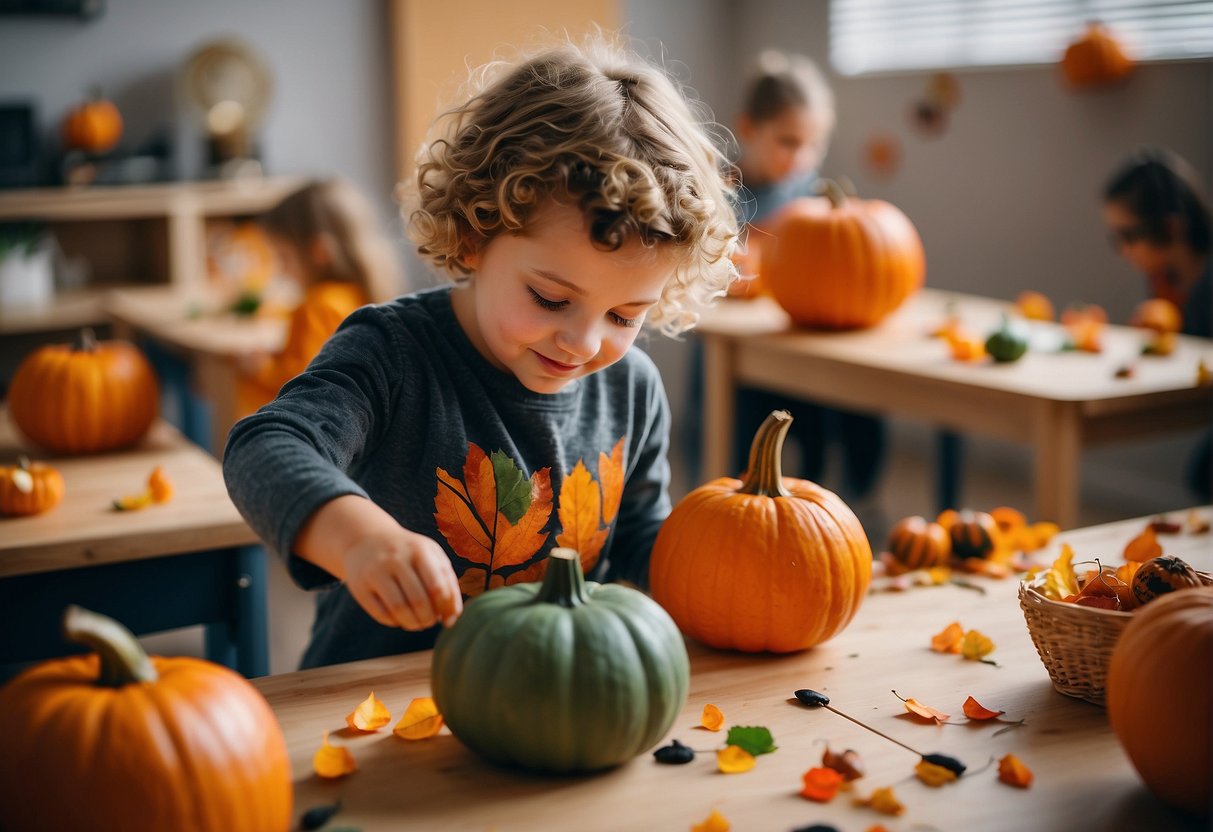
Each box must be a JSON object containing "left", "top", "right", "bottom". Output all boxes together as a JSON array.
[
  {"left": 433, "top": 442, "right": 553, "bottom": 598},
  {"left": 556, "top": 437, "right": 625, "bottom": 573}
]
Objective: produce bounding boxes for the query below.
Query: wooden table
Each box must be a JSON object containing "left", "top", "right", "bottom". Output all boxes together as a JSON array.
[
  {"left": 254, "top": 510, "right": 1210, "bottom": 831},
  {"left": 0, "top": 415, "right": 269, "bottom": 677},
  {"left": 106, "top": 285, "right": 287, "bottom": 456},
  {"left": 697, "top": 290, "right": 1213, "bottom": 529}
]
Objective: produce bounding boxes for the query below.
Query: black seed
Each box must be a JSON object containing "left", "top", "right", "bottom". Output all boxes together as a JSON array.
[
  {"left": 794, "top": 689, "right": 831, "bottom": 707},
  {"left": 301, "top": 801, "right": 342, "bottom": 830},
  {"left": 653, "top": 739, "right": 695, "bottom": 764},
  {"left": 791, "top": 825, "right": 841, "bottom": 832},
  {"left": 922, "top": 752, "right": 967, "bottom": 776}
]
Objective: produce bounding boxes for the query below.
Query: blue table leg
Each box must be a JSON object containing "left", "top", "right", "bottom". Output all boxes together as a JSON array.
[
  {"left": 937, "top": 430, "right": 964, "bottom": 512},
  {"left": 140, "top": 338, "right": 213, "bottom": 452},
  {"left": 204, "top": 545, "right": 269, "bottom": 678}
]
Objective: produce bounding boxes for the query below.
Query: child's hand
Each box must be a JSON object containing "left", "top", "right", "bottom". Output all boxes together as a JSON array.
[{"left": 341, "top": 528, "right": 463, "bottom": 630}]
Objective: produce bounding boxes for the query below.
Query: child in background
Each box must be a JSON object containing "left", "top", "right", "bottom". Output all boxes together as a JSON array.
[
  {"left": 732, "top": 51, "right": 887, "bottom": 505},
  {"left": 235, "top": 178, "right": 404, "bottom": 418},
  {"left": 1102, "top": 147, "right": 1211, "bottom": 499},
  {"left": 223, "top": 37, "right": 739, "bottom": 669}
]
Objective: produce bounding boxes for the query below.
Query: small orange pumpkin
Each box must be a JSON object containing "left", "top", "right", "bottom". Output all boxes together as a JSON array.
[
  {"left": 0, "top": 456, "right": 65, "bottom": 516},
  {"left": 1107, "top": 586, "right": 1212, "bottom": 817},
  {"left": 948, "top": 509, "right": 999, "bottom": 559},
  {"left": 1015, "top": 291, "right": 1054, "bottom": 321},
  {"left": 1130, "top": 555, "right": 1203, "bottom": 606},
  {"left": 62, "top": 91, "right": 124, "bottom": 154},
  {"left": 649, "top": 410, "right": 872, "bottom": 652},
  {"left": 887, "top": 515, "right": 951, "bottom": 571},
  {"left": 1130, "top": 298, "right": 1182, "bottom": 334},
  {"left": 8, "top": 328, "right": 159, "bottom": 454},
  {"left": 0, "top": 605, "right": 293, "bottom": 831},
  {"left": 761, "top": 181, "right": 925, "bottom": 330},
  {"left": 1061, "top": 22, "right": 1135, "bottom": 89}
]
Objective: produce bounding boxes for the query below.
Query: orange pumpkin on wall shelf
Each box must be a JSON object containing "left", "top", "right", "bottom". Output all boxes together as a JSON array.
[
  {"left": 1061, "top": 22, "right": 1135, "bottom": 89},
  {"left": 761, "top": 180, "right": 925, "bottom": 330},
  {"left": 61, "top": 89, "right": 124, "bottom": 155}
]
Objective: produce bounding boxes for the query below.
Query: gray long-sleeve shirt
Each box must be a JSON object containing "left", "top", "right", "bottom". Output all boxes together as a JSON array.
[{"left": 223, "top": 286, "right": 672, "bottom": 668}]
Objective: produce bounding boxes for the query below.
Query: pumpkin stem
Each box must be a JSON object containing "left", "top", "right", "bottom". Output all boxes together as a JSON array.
[
  {"left": 74, "top": 327, "right": 98, "bottom": 352},
  {"left": 817, "top": 179, "right": 848, "bottom": 209},
  {"left": 737, "top": 410, "right": 794, "bottom": 498},
  {"left": 62, "top": 605, "right": 158, "bottom": 687},
  {"left": 533, "top": 548, "right": 590, "bottom": 608}
]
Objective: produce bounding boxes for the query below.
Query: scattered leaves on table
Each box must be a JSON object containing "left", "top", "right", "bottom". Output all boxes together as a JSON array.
[
  {"left": 393, "top": 696, "right": 444, "bottom": 740},
  {"left": 960, "top": 629, "right": 997, "bottom": 664},
  {"left": 914, "top": 759, "right": 959, "bottom": 787},
  {"left": 701, "top": 703, "right": 724, "bottom": 731},
  {"left": 725, "top": 725, "right": 776, "bottom": 756},
  {"left": 691, "top": 808, "right": 730, "bottom": 831},
  {"left": 930, "top": 621, "right": 964, "bottom": 653},
  {"left": 1036, "top": 543, "right": 1079, "bottom": 600},
  {"left": 800, "top": 766, "right": 845, "bottom": 802},
  {"left": 346, "top": 691, "right": 391, "bottom": 732},
  {"left": 1123, "top": 525, "right": 1162, "bottom": 562},
  {"left": 821, "top": 745, "right": 865, "bottom": 780},
  {"left": 653, "top": 739, "right": 696, "bottom": 764},
  {"left": 1188, "top": 509, "right": 1210, "bottom": 534},
  {"left": 961, "top": 695, "right": 1004, "bottom": 720},
  {"left": 997, "top": 753, "right": 1034, "bottom": 788},
  {"left": 313, "top": 731, "right": 357, "bottom": 779},
  {"left": 854, "top": 786, "right": 905, "bottom": 816},
  {"left": 716, "top": 745, "right": 756, "bottom": 773},
  {"left": 920, "top": 752, "right": 967, "bottom": 776},
  {"left": 892, "top": 690, "right": 949, "bottom": 723},
  {"left": 112, "top": 464, "right": 174, "bottom": 511}
]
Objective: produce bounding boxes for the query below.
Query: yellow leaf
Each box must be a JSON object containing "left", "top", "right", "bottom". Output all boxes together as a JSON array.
[
  {"left": 1040, "top": 543, "right": 1078, "bottom": 600},
  {"left": 312, "top": 731, "right": 356, "bottom": 779},
  {"left": 915, "top": 760, "right": 958, "bottom": 787},
  {"left": 599, "top": 437, "right": 625, "bottom": 524},
  {"left": 701, "top": 703, "right": 724, "bottom": 731},
  {"left": 345, "top": 691, "right": 391, "bottom": 731},
  {"left": 555, "top": 459, "right": 608, "bottom": 573},
  {"left": 691, "top": 809, "right": 731, "bottom": 832},
  {"left": 394, "top": 696, "right": 444, "bottom": 740},
  {"left": 855, "top": 786, "right": 905, "bottom": 816},
  {"left": 930, "top": 621, "right": 964, "bottom": 653},
  {"left": 961, "top": 629, "right": 995, "bottom": 661},
  {"left": 716, "top": 745, "right": 756, "bottom": 773}
]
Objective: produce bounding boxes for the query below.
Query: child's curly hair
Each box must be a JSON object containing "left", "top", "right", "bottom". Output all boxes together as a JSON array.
[{"left": 403, "top": 35, "right": 739, "bottom": 336}]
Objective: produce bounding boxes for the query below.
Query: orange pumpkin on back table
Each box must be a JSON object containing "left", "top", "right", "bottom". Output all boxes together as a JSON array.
[
  {"left": 649, "top": 410, "right": 872, "bottom": 652},
  {"left": 761, "top": 180, "right": 925, "bottom": 330}
]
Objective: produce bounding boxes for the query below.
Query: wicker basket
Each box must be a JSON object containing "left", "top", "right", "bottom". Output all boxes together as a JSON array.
[{"left": 1018, "top": 576, "right": 1133, "bottom": 706}]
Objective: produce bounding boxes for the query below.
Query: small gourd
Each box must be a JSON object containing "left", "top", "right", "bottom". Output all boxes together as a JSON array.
[
  {"left": 1130, "top": 555, "right": 1203, "bottom": 606},
  {"left": 947, "top": 509, "right": 999, "bottom": 559},
  {"left": 984, "top": 315, "right": 1029, "bottom": 363},
  {"left": 0, "top": 456, "right": 65, "bottom": 516},
  {"left": 886, "top": 515, "right": 951, "bottom": 571}
]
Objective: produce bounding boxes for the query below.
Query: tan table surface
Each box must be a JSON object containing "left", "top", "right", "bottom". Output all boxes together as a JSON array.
[
  {"left": 696, "top": 290, "right": 1213, "bottom": 528},
  {"left": 253, "top": 509, "right": 1211, "bottom": 832},
  {"left": 105, "top": 285, "right": 288, "bottom": 456},
  {"left": 0, "top": 413, "right": 257, "bottom": 577}
]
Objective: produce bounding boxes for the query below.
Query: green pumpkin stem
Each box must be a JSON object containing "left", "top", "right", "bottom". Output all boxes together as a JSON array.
[
  {"left": 737, "top": 410, "right": 793, "bottom": 498},
  {"left": 534, "top": 548, "right": 590, "bottom": 608},
  {"left": 74, "top": 327, "right": 98, "bottom": 352},
  {"left": 62, "top": 605, "right": 158, "bottom": 687},
  {"left": 818, "top": 179, "right": 848, "bottom": 209}
]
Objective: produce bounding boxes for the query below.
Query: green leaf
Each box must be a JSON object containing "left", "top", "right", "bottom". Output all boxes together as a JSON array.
[
  {"left": 491, "top": 450, "right": 532, "bottom": 524},
  {"left": 725, "top": 725, "right": 776, "bottom": 756}
]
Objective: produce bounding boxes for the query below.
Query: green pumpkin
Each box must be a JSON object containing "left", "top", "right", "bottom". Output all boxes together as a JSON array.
[
  {"left": 431, "top": 548, "right": 689, "bottom": 773},
  {"left": 984, "top": 315, "right": 1029, "bottom": 363}
]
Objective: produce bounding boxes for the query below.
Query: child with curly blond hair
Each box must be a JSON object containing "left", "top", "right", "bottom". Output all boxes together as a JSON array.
[{"left": 224, "top": 36, "right": 739, "bottom": 668}]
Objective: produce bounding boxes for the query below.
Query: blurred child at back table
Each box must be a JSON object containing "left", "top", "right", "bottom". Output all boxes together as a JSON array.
[
  {"left": 731, "top": 50, "right": 887, "bottom": 506},
  {"left": 222, "top": 36, "right": 739, "bottom": 669},
  {"left": 235, "top": 178, "right": 403, "bottom": 418},
  {"left": 1102, "top": 147, "right": 1211, "bottom": 499}
]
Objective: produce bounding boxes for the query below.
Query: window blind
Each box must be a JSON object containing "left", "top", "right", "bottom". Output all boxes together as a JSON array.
[{"left": 829, "top": 0, "right": 1213, "bottom": 75}]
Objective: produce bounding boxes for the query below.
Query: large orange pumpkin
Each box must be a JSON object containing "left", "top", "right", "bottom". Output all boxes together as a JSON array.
[
  {"left": 1061, "top": 22, "right": 1135, "bottom": 89},
  {"left": 1107, "top": 586, "right": 1212, "bottom": 817},
  {"left": 649, "top": 410, "right": 872, "bottom": 652},
  {"left": 761, "top": 181, "right": 925, "bottom": 329},
  {"left": 0, "top": 606, "right": 292, "bottom": 831},
  {"left": 62, "top": 91, "right": 124, "bottom": 154},
  {"left": 8, "top": 328, "right": 159, "bottom": 454}
]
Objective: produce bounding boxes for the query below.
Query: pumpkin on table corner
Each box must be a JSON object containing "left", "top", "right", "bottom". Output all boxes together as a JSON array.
[
  {"left": 0, "top": 456, "right": 65, "bottom": 516},
  {"left": 649, "top": 410, "right": 872, "bottom": 652}
]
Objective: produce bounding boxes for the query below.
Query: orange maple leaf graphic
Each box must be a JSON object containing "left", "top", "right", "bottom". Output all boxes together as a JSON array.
[
  {"left": 599, "top": 437, "right": 625, "bottom": 524},
  {"left": 555, "top": 460, "right": 609, "bottom": 573}
]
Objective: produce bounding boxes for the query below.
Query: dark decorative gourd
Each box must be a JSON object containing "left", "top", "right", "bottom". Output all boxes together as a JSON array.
[
  {"left": 984, "top": 315, "right": 1029, "bottom": 363},
  {"left": 948, "top": 510, "right": 999, "bottom": 559},
  {"left": 887, "top": 515, "right": 951, "bottom": 571},
  {"left": 1130, "top": 555, "right": 1203, "bottom": 606}
]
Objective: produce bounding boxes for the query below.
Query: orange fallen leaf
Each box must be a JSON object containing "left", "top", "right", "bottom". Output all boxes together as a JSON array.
[
  {"left": 961, "top": 629, "right": 996, "bottom": 662},
  {"left": 394, "top": 696, "right": 444, "bottom": 740},
  {"left": 930, "top": 621, "right": 964, "bottom": 653},
  {"left": 345, "top": 691, "right": 392, "bottom": 732},
  {"left": 822, "top": 745, "right": 865, "bottom": 781},
  {"left": 717, "top": 745, "right": 756, "bottom": 773},
  {"left": 1187, "top": 510, "right": 1210, "bottom": 534},
  {"left": 701, "top": 703, "right": 724, "bottom": 731},
  {"left": 148, "top": 465, "right": 173, "bottom": 503},
  {"left": 800, "top": 766, "right": 845, "bottom": 801},
  {"left": 1124, "top": 525, "right": 1162, "bottom": 562},
  {"left": 998, "top": 753, "right": 1034, "bottom": 788},
  {"left": 855, "top": 786, "right": 905, "bottom": 816},
  {"left": 893, "top": 690, "right": 949, "bottom": 723},
  {"left": 312, "top": 731, "right": 356, "bottom": 779},
  {"left": 915, "top": 759, "right": 958, "bottom": 787},
  {"left": 962, "top": 695, "right": 1005, "bottom": 720},
  {"left": 691, "top": 808, "right": 730, "bottom": 832}
]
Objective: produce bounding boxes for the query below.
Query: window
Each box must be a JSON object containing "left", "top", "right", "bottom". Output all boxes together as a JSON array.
[{"left": 830, "top": 0, "right": 1213, "bottom": 75}]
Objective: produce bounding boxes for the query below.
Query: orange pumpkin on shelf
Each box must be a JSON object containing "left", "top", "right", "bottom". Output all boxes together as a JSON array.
[
  {"left": 761, "top": 181, "right": 925, "bottom": 330},
  {"left": 8, "top": 329, "right": 159, "bottom": 454},
  {"left": 0, "top": 605, "right": 293, "bottom": 832},
  {"left": 649, "top": 410, "right": 872, "bottom": 653},
  {"left": 1061, "top": 22, "right": 1135, "bottom": 89},
  {"left": 61, "top": 90, "right": 124, "bottom": 154},
  {"left": 1107, "top": 586, "right": 1212, "bottom": 817},
  {"left": 0, "top": 456, "right": 65, "bottom": 516}
]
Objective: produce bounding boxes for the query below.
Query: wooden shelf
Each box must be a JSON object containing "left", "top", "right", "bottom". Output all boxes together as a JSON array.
[
  {"left": 0, "top": 178, "right": 303, "bottom": 222},
  {"left": 0, "top": 287, "right": 110, "bottom": 335}
]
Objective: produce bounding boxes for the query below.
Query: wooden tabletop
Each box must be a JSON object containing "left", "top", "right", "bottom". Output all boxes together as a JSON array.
[
  {"left": 105, "top": 285, "right": 287, "bottom": 359},
  {"left": 253, "top": 510, "right": 1211, "bottom": 831},
  {"left": 0, "top": 414, "right": 257, "bottom": 577}
]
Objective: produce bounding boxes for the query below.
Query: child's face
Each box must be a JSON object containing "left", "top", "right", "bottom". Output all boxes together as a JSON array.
[
  {"left": 1103, "top": 199, "right": 1170, "bottom": 279},
  {"left": 740, "top": 105, "right": 824, "bottom": 185},
  {"left": 453, "top": 200, "right": 674, "bottom": 394}
]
